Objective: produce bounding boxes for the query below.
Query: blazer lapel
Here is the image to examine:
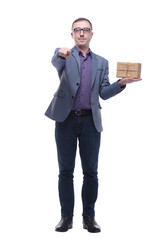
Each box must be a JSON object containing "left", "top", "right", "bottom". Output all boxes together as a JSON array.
[
  {"left": 91, "top": 53, "right": 98, "bottom": 88},
  {"left": 65, "top": 47, "right": 81, "bottom": 94},
  {"left": 71, "top": 47, "right": 81, "bottom": 73}
]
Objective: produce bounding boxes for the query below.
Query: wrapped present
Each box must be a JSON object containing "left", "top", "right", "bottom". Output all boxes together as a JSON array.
[{"left": 116, "top": 62, "right": 141, "bottom": 78}]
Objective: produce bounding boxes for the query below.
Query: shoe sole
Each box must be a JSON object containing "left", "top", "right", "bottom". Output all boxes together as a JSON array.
[
  {"left": 83, "top": 224, "right": 101, "bottom": 233},
  {"left": 55, "top": 225, "right": 72, "bottom": 232}
]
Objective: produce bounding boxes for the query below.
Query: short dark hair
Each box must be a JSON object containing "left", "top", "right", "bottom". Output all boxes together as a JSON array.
[{"left": 71, "top": 18, "right": 93, "bottom": 30}]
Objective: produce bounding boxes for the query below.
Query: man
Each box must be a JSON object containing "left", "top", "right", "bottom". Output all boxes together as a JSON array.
[{"left": 45, "top": 17, "right": 142, "bottom": 233}]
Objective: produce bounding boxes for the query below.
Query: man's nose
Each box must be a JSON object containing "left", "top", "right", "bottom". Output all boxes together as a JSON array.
[
  {"left": 80, "top": 31, "right": 84, "bottom": 37},
  {"left": 80, "top": 30, "right": 84, "bottom": 34}
]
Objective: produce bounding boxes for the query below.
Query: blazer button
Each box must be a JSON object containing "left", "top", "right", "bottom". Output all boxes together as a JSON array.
[
  {"left": 76, "top": 83, "right": 79, "bottom": 86},
  {"left": 72, "top": 96, "right": 74, "bottom": 99}
]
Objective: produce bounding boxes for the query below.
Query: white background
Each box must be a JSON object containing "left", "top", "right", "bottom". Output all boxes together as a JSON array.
[{"left": 0, "top": 0, "right": 160, "bottom": 239}]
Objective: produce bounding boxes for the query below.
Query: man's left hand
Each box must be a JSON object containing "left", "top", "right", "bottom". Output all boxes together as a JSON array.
[{"left": 118, "top": 78, "right": 142, "bottom": 87}]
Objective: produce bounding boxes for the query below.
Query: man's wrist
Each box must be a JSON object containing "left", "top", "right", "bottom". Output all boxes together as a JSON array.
[{"left": 118, "top": 79, "right": 126, "bottom": 88}]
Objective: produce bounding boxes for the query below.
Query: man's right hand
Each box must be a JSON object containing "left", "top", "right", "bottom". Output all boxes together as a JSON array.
[{"left": 58, "top": 48, "right": 71, "bottom": 59}]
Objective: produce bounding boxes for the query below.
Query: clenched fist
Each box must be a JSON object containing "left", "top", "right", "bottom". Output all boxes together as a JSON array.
[{"left": 59, "top": 48, "right": 71, "bottom": 59}]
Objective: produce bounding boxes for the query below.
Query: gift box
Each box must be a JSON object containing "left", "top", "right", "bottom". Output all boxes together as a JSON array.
[{"left": 116, "top": 62, "right": 141, "bottom": 78}]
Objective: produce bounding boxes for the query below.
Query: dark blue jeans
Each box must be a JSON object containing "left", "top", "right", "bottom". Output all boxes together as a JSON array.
[{"left": 55, "top": 112, "right": 101, "bottom": 217}]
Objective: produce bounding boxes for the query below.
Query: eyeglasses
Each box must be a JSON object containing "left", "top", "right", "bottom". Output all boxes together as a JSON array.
[{"left": 73, "top": 28, "right": 92, "bottom": 34}]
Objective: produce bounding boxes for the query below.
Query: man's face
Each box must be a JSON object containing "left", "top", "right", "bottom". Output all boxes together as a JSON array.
[{"left": 71, "top": 20, "right": 93, "bottom": 48}]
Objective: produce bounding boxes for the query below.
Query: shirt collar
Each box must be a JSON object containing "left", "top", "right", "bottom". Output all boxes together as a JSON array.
[{"left": 75, "top": 46, "right": 92, "bottom": 57}]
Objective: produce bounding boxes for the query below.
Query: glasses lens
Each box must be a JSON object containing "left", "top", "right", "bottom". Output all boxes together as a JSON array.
[
  {"left": 74, "top": 28, "right": 81, "bottom": 33},
  {"left": 83, "top": 28, "right": 91, "bottom": 33}
]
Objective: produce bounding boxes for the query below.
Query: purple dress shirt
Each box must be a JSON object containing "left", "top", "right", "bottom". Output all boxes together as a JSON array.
[{"left": 72, "top": 47, "right": 92, "bottom": 110}]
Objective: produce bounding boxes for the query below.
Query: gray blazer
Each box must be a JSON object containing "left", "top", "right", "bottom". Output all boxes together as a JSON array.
[{"left": 45, "top": 47, "right": 125, "bottom": 132}]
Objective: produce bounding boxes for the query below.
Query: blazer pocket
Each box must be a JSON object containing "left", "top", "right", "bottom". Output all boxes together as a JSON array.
[
  {"left": 97, "top": 69, "right": 104, "bottom": 78},
  {"left": 97, "top": 68, "right": 104, "bottom": 71},
  {"left": 54, "top": 90, "right": 65, "bottom": 98}
]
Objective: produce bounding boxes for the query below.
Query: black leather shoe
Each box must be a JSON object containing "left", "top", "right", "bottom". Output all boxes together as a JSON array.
[
  {"left": 55, "top": 217, "right": 73, "bottom": 232},
  {"left": 83, "top": 216, "right": 101, "bottom": 233}
]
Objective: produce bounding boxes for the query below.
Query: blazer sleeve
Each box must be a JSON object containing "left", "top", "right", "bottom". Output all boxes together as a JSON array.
[
  {"left": 99, "top": 60, "right": 126, "bottom": 100},
  {"left": 51, "top": 48, "right": 66, "bottom": 72}
]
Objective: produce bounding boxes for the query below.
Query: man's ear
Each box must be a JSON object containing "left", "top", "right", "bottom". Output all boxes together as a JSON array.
[{"left": 71, "top": 32, "right": 73, "bottom": 38}]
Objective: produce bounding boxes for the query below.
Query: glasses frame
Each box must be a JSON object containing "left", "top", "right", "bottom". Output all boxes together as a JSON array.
[{"left": 73, "top": 27, "right": 92, "bottom": 34}]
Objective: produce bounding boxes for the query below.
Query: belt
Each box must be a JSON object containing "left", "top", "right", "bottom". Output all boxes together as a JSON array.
[{"left": 71, "top": 109, "right": 92, "bottom": 116}]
